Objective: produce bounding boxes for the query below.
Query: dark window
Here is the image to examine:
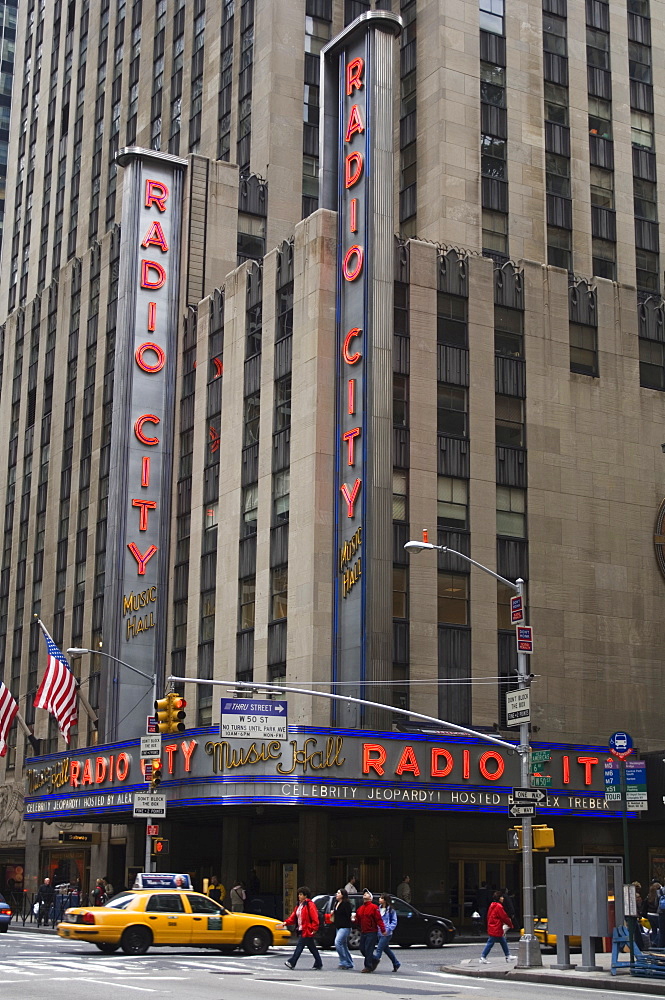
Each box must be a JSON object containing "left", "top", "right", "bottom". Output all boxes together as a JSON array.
[
  {"left": 393, "top": 469, "right": 408, "bottom": 522},
  {"left": 495, "top": 306, "right": 523, "bottom": 357},
  {"left": 437, "top": 293, "right": 467, "bottom": 347},
  {"left": 437, "top": 571, "right": 469, "bottom": 625},
  {"left": 394, "top": 373, "right": 409, "bottom": 427},
  {"left": 496, "top": 486, "right": 526, "bottom": 538},
  {"left": 437, "top": 384, "right": 467, "bottom": 437},
  {"left": 570, "top": 322, "right": 598, "bottom": 376},
  {"left": 242, "top": 483, "right": 258, "bottom": 535},
  {"left": 639, "top": 339, "right": 665, "bottom": 390},
  {"left": 274, "top": 376, "right": 291, "bottom": 431},
  {"left": 146, "top": 895, "right": 185, "bottom": 913},
  {"left": 495, "top": 395, "right": 524, "bottom": 446},
  {"left": 273, "top": 470, "right": 289, "bottom": 524},
  {"left": 186, "top": 894, "right": 222, "bottom": 914},
  {"left": 393, "top": 565, "right": 408, "bottom": 619},
  {"left": 244, "top": 392, "right": 260, "bottom": 445},
  {"left": 239, "top": 576, "right": 256, "bottom": 630},
  {"left": 437, "top": 476, "right": 468, "bottom": 529},
  {"left": 270, "top": 565, "right": 288, "bottom": 621}
]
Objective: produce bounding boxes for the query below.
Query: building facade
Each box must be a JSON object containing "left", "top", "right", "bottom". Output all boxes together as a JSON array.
[{"left": 1, "top": 0, "right": 665, "bottom": 912}]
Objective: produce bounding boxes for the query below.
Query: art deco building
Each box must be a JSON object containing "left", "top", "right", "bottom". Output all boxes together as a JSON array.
[{"left": 1, "top": 0, "right": 665, "bottom": 910}]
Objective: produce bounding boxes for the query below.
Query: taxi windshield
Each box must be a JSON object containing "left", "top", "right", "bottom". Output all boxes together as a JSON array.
[{"left": 104, "top": 894, "right": 134, "bottom": 909}]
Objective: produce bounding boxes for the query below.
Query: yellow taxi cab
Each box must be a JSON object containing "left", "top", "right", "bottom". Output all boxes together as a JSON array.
[
  {"left": 57, "top": 887, "right": 292, "bottom": 955},
  {"left": 527, "top": 915, "right": 651, "bottom": 949}
]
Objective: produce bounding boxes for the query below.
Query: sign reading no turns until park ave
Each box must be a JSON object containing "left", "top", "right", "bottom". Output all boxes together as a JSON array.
[{"left": 220, "top": 700, "right": 288, "bottom": 740}]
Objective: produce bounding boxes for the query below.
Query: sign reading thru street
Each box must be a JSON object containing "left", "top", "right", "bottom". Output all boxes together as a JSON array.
[
  {"left": 506, "top": 688, "right": 530, "bottom": 726},
  {"left": 220, "top": 700, "right": 288, "bottom": 740},
  {"left": 509, "top": 802, "right": 536, "bottom": 817},
  {"left": 140, "top": 735, "right": 161, "bottom": 758},
  {"left": 133, "top": 792, "right": 166, "bottom": 818}
]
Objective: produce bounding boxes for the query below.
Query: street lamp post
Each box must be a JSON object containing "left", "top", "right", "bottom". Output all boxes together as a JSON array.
[
  {"left": 403, "top": 536, "right": 542, "bottom": 969},
  {"left": 67, "top": 647, "right": 157, "bottom": 875}
]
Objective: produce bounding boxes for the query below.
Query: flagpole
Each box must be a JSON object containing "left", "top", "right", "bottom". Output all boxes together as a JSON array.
[
  {"left": 15, "top": 709, "right": 40, "bottom": 753},
  {"left": 76, "top": 685, "right": 99, "bottom": 728}
]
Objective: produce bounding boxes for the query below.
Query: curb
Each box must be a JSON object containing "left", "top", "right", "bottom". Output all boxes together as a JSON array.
[{"left": 441, "top": 965, "right": 665, "bottom": 995}]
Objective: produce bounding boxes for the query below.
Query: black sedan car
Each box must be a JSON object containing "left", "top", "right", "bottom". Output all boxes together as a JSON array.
[{"left": 312, "top": 893, "right": 455, "bottom": 949}]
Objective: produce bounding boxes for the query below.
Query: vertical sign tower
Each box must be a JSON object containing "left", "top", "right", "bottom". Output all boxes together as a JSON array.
[
  {"left": 321, "top": 13, "right": 402, "bottom": 726},
  {"left": 104, "top": 149, "right": 187, "bottom": 741}
]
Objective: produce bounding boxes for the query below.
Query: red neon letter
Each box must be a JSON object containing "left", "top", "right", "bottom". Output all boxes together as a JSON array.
[
  {"left": 343, "top": 328, "right": 362, "bottom": 364},
  {"left": 342, "top": 427, "right": 361, "bottom": 466},
  {"left": 145, "top": 178, "right": 169, "bottom": 211},
  {"left": 577, "top": 756, "right": 599, "bottom": 786},
  {"left": 82, "top": 758, "right": 93, "bottom": 785},
  {"left": 116, "top": 752, "right": 130, "bottom": 781},
  {"left": 148, "top": 301, "right": 157, "bottom": 331},
  {"left": 141, "top": 220, "right": 169, "bottom": 253},
  {"left": 344, "top": 104, "right": 364, "bottom": 142},
  {"left": 348, "top": 379, "right": 355, "bottom": 415},
  {"left": 95, "top": 757, "right": 107, "bottom": 784},
  {"left": 350, "top": 198, "right": 357, "bottom": 234},
  {"left": 431, "top": 748, "right": 454, "bottom": 778},
  {"left": 132, "top": 498, "right": 157, "bottom": 531},
  {"left": 127, "top": 542, "right": 158, "bottom": 575},
  {"left": 141, "top": 260, "right": 167, "bottom": 290},
  {"left": 395, "top": 746, "right": 421, "bottom": 777},
  {"left": 70, "top": 760, "right": 81, "bottom": 787},
  {"left": 346, "top": 56, "right": 364, "bottom": 95},
  {"left": 463, "top": 749, "right": 470, "bottom": 779},
  {"left": 562, "top": 755, "right": 570, "bottom": 784},
  {"left": 341, "top": 479, "right": 361, "bottom": 518},
  {"left": 345, "top": 152, "right": 363, "bottom": 189},
  {"left": 181, "top": 740, "right": 197, "bottom": 771},
  {"left": 343, "top": 245, "right": 364, "bottom": 281},
  {"left": 135, "top": 342, "right": 166, "bottom": 373},
  {"left": 141, "top": 456, "right": 151, "bottom": 487},
  {"left": 134, "top": 414, "right": 160, "bottom": 446},
  {"left": 164, "top": 744, "right": 178, "bottom": 774},
  {"left": 478, "top": 750, "right": 505, "bottom": 781},
  {"left": 363, "top": 743, "right": 386, "bottom": 775}
]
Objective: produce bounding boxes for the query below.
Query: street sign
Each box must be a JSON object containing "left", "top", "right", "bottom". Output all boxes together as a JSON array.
[
  {"left": 220, "top": 699, "right": 288, "bottom": 740},
  {"left": 146, "top": 715, "right": 159, "bottom": 735},
  {"left": 512, "top": 787, "right": 546, "bottom": 803},
  {"left": 609, "top": 731, "right": 633, "bottom": 759},
  {"left": 133, "top": 792, "right": 167, "bottom": 818},
  {"left": 531, "top": 775, "right": 552, "bottom": 787},
  {"left": 509, "top": 803, "right": 536, "bottom": 817},
  {"left": 147, "top": 824, "right": 159, "bottom": 836},
  {"left": 140, "top": 735, "right": 161, "bottom": 758},
  {"left": 516, "top": 625, "right": 534, "bottom": 653},
  {"left": 510, "top": 595, "right": 524, "bottom": 623},
  {"left": 506, "top": 688, "right": 530, "bottom": 726},
  {"left": 605, "top": 792, "right": 622, "bottom": 802},
  {"left": 531, "top": 750, "right": 551, "bottom": 764},
  {"left": 143, "top": 761, "right": 153, "bottom": 780}
]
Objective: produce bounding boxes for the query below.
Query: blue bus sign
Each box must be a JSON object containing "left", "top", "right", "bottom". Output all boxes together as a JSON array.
[{"left": 609, "top": 731, "right": 633, "bottom": 759}]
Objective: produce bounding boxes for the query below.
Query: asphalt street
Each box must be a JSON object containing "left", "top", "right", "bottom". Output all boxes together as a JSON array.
[{"left": 0, "top": 930, "right": 656, "bottom": 1000}]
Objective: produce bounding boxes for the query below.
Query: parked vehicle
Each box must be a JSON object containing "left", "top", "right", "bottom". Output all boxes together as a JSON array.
[
  {"left": 312, "top": 892, "right": 455, "bottom": 949},
  {"left": 0, "top": 892, "right": 12, "bottom": 932}
]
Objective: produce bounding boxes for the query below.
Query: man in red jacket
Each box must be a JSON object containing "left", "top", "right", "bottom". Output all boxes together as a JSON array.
[
  {"left": 355, "top": 889, "right": 385, "bottom": 972},
  {"left": 282, "top": 886, "right": 323, "bottom": 970}
]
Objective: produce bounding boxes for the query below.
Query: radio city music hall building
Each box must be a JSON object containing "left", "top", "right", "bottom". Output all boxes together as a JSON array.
[{"left": 2, "top": 2, "right": 665, "bottom": 912}]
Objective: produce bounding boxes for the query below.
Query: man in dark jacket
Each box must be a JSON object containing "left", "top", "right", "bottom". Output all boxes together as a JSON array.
[
  {"left": 355, "top": 889, "right": 385, "bottom": 972},
  {"left": 36, "top": 877, "right": 55, "bottom": 927},
  {"left": 283, "top": 886, "right": 323, "bottom": 970}
]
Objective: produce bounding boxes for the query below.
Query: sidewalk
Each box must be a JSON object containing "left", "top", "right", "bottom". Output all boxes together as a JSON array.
[{"left": 442, "top": 949, "right": 665, "bottom": 995}]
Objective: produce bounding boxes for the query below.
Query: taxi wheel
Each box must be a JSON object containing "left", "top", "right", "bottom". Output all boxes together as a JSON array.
[
  {"left": 242, "top": 927, "right": 271, "bottom": 955},
  {"left": 121, "top": 926, "right": 152, "bottom": 955},
  {"left": 95, "top": 942, "right": 120, "bottom": 953}
]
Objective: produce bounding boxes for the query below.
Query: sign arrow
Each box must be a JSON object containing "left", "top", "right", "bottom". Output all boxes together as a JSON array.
[
  {"left": 512, "top": 787, "right": 546, "bottom": 803},
  {"left": 509, "top": 803, "right": 536, "bottom": 818},
  {"left": 274, "top": 705, "right": 285, "bottom": 713}
]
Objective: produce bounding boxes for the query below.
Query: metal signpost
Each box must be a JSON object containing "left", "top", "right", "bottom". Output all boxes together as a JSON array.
[
  {"left": 220, "top": 699, "right": 288, "bottom": 740},
  {"left": 608, "top": 731, "right": 636, "bottom": 962}
]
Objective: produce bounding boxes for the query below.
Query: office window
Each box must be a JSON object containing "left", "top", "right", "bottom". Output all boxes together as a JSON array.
[
  {"left": 437, "top": 476, "right": 468, "bottom": 530},
  {"left": 482, "top": 209, "right": 508, "bottom": 255},
  {"left": 546, "top": 152, "right": 571, "bottom": 198},
  {"left": 200, "top": 590, "right": 215, "bottom": 642},
  {"left": 437, "top": 293, "right": 467, "bottom": 347},
  {"left": 274, "top": 375, "right": 291, "bottom": 431},
  {"left": 243, "top": 392, "right": 260, "bottom": 445},
  {"left": 273, "top": 470, "right": 290, "bottom": 524},
  {"left": 393, "top": 469, "right": 408, "bottom": 522},
  {"left": 239, "top": 576, "right": 256, "bottom": 630},
  {"left": 246, "top": 302, "right": 262, "bottom": 358},
  {"left": 544, "top": 82, "right": 569, "bottom": 127},
  {"left": 270, "top": 566, "right": 288, "bottom": 621},
  {"left": 542, "top": 13, "right": 566, "bottom": 56},
  {"left": 496, "top": 485, "right": 526, "bottom": 538},
  {"left": 479, "top": 0, "right": 504, "bottom": 35},
  {"left": 481, "top": 134, "right": 506, "bottom": 180},
  {"left": 480, "top": 62, "right": 505, "bottom": 106},
  {"left": 592, "top": 237, "right": 616, "bottom": 281},
  {"left": 631, "top": 110, "right": 654, "bottom": 149},
  {"left": 570, "top": 322, "right": 598, "bottom": 376},
  {"left": 639, "top": 339, "right": 665, "bottom": 390},
  {"left": 393, "top": 373, "right": 409, "bottom": 427},
  {"left": 588, "top": 96, "right": 612, "bottom": 139},
  {"left": 495, "top": 306, "right": 523, "bottom": 357},
  {"left": 237, "top": 213, "right": 266, "bottom": 263},
  {"left": 547, "top": 227, "right": 572, "bottom": 271},
  {"left": 590, "top": 166, "right": 614, "bottom": 209},
  {"left": 629, "top": 41, "right": 652, "bottom": 84},
  {"left": 437, "top": 571, "right": 469, "bottom": 625},
  {"left": 437, "top": 384, "right": 467, "bottom": 437},
  {"left": 636, "top": 250, "right": 659, "bottom": 294},
  {"left": 242, "top": 483, "right": 258, "bottom": 535},
  {"left": 634, "top": 178, "right": 658, "bottom": 222},
  {"left": 586, "top": 28, "right": 610, "bottom": 71},
  {"left": 495, "top": 395, "right": 524, "bottom": 446},
  {"left": 393, "top": 566, "right": 408, "bottom": 619}
]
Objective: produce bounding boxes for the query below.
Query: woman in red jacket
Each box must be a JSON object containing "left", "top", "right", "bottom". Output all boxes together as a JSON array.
[
  {"left": 282, "top": 886, "right": 323, "bottom": 970},
  {"left": 479, "top": 892, "right": 516, "bottom": 963}
]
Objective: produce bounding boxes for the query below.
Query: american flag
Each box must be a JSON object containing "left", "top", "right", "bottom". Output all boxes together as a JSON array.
[
  {"left": 34, "top": 622, "right": 78, "bottom": 743},
  {"left": 0, "top": 681, "right": 18, "bottom": 757}
]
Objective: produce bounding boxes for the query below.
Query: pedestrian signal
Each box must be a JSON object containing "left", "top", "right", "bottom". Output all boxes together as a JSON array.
[{"left": 151, "top": 837, "right": 170, "bottom": 856}]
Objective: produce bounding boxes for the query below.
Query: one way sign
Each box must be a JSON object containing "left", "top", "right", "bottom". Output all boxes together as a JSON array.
[
  {"left": 509, "top": 803, "right": 536, "bottom": 818},
  {"left": 220, "top": 700, "right": 288, "bottom": 740}
]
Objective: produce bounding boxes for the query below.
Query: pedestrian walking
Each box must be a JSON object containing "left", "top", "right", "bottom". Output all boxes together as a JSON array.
[
  {"left": 283, "top": 886, "right": 323, "bottom": 970},
  {"left": 395, "top": 875, "right": 411, "bottom": 902},
  {"left": 344, "top": 877, "right": 358, "bottom": 893},
  {"left": 372, "top": 893, "right": 400, "bottom": 972},
  {"left": 208, "top": 876, "right": 224, "bottom": 903},
  {"left": 332, "top": 888, "right": 354, "bottom": 969},
  {"left": 645, "top": 881, "right": 661, "bottom": 944},
  {"left": 356, "top": 889, "right": 385, "bottom": 972},
  {"left": 230, "top": 880, "right": 246, "bottom": 911},
  {"left": 36, "top": 876, "right": 55, "bottom": 927},
  {"left": 479, "top": 892, "right": 516, "bottom": 963},
  {"left": 91, "top": 878, "right": 108, "bottom": 905}
]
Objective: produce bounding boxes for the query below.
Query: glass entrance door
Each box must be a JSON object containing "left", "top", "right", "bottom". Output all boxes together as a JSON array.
[{"left": 448, "top": 856, "right": 521, "bottom": 927}]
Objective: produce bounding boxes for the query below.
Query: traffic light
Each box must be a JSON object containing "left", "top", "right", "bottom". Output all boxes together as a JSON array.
[
  {"left": 150, "top": 758, "right": 162, "bottom": 791},
  {"left": 151, "top": 837, "right": 169, "bottom": 856},
  {"left": 507, "top": 825, "right": 554, "bottom": 852},
  {"left": 155, "top": 693, "right": 187, "bottom": 734}
]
